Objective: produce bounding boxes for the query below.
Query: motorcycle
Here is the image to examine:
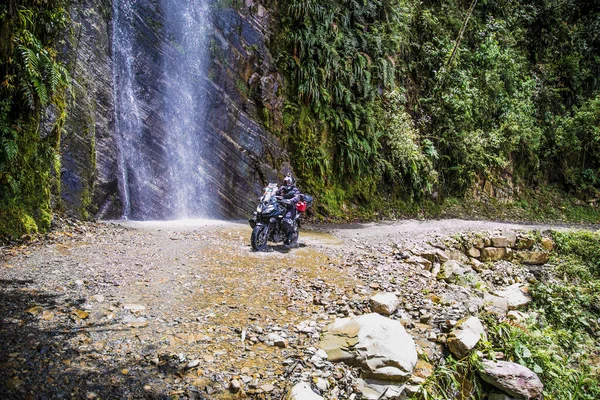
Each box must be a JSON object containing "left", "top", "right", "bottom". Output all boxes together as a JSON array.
[{"left": 248, "top": 183, "right": 311, "bottom": 251}]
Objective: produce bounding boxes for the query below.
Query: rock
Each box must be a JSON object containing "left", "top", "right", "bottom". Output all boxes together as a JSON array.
[
  {"left": 481, "top": 247, "right": 508, "bottom": 261},
  {"left": 478, "top": 360, "right": 543, "bottom": 399},
  {"left": 356, "top": 379, "right": 405, "bottom": 400},
  {"left": 123, "top": 304, "right": 146, "bottom": 313},
  {"left": 267, "top": 333, "right": 288, "bottom": 348},
  {"left": 446, "top": 250, "right": 470, "bottom": 263},
  {"left": 489, "top": 393, "right": 519, "bottom": 400},
  {"left": 491, "top": 234, "right": 516, "bottom": 248},
  {"left": 284, "top": 382, "right": 323, "bottom": 400},
  {"left": 406, "top": 255, "right": 433, "bottom": 270},
  {"left": 319, "top": 313, "right": 417, "bottom": 382},
  {"left": 446, "top": 316, "right": 487, "bottom": 358},
  {"left": 229, "top": 379, "right": 243, "bottom": 393},
  {"left": 260, "top": 383, "right": 275, "bottom": 393},
  {"left": 418, "top": 249, "right": 449, "bottom": 264},
  {"left": 314, "top": 377, "right": 328, "bottom": 392},
  {"left": 437, "top": 260, "right": 465, "bottom": 282},
  {"left": 515, "top": 237, "right": 535, "bottom": 250},
  {"left": 495, "top": 284, "right": 531, "bottom": 310},
  {"left": 467, "top": 247, "right": 481, "bottom": 258},
  {"left": 483, "top": 294, "right": 509, "bottom": 318},
  {"left": 370, "top": 292, "right": 400, "bottom": 315},
  {"left": 514, "top": 251, "right": 549, "bottom": 265},
  {"left": 470, "top": 258, "right": 485, "bottom": 272},
  {"left": 413, "top": 359, "right": 434, "bottom": 380},
  {"left": 540, "top": 237, "right": 554, "bottom": 251}
]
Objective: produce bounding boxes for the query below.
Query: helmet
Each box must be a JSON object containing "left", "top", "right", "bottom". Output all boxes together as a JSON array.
[{"left": 283, "top": 175, "right": 294, "bottom": 186}]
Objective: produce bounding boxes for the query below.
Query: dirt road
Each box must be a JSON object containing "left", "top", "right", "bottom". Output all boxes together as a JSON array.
[{"left": 0, "top": 218, "right": 595, "bottom": 399}]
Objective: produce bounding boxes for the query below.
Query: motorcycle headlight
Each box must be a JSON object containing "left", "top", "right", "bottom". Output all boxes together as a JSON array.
[
  {"left": 256, "top": 204, "right": 262, "bottom": 212},
  {"left": 262, "top": 204, "right": 275, "bottom": 213}
]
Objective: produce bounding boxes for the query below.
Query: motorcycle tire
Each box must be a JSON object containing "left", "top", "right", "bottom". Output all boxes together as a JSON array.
[
  {"left": 251, "top": 225, "right": 269, "bottom": 251},
  {"left": 284, "top": 222, "right": 299, "bottom": 246}
]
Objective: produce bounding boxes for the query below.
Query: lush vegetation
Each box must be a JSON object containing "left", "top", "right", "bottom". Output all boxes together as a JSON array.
[
  {"left": 0, "top": 0, "right": 71, "bottom": 237},
  {"left": 419, "top": 230, "right": 600, "bottom": 399},
  {"left": 276, "top": 0, "right": 600, "bottom": 217}
]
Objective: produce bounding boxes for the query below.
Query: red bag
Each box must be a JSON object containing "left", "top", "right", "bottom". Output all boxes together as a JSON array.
[{"left": 296, "top": 201, "right": 307, "bottom": 212}]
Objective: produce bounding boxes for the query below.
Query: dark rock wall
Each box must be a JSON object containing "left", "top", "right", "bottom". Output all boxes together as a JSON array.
[
  {"left": 62, "top": 0, "right": 118, "bottom": 219},
  {"left": 60, "top": 0, "right": 288, "bottom": 220}
]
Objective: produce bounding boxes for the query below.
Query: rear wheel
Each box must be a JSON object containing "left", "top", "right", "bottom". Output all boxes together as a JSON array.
[
  {"left": 251, "top": 225, "right": 269, "bottom": 251},
  {"left": 284, "top": 221, "right": 299, "bottom": 246}
]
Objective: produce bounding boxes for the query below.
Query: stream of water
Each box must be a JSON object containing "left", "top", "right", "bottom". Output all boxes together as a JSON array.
[{"left": 112, "top": 0, "right": 212, "bottom": 220}]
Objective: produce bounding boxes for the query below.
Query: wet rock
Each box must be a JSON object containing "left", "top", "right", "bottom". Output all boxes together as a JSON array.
[
  {"left": 319, "top": 313, "right": 417, "bottom": 382},
  {"left": 369, "top": 292, "right": 399, "bottom": 316},
  {"left": 284, "top": 382, "right": 323, "bottom": 400},
  {"left": 495, "top": 284, "right": 531, "bottom": 310},
  {"left": 478, "top": 360, "right": 543, "bottom": 400},
  {"left": 447, "top": 316, "right": 486, "bottom": 358}
]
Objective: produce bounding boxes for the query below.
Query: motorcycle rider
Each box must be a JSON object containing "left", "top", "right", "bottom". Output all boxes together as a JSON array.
[{"left": 276, "top": 174, "right": 300, "bottom": 243}]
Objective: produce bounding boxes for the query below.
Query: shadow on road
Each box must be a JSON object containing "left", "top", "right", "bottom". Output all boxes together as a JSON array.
[{"left": 0, "top": 278, "right": 207, "bottom": 399}]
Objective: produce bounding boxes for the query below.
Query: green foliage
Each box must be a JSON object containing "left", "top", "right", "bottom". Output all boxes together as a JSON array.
[
  {"left": 277, "top": 0, "right": 600, "bottom": 214},
  {"left": 278, "top": 0, "right": 415, "bottom": 193},
  {"left": 488, "top": 316, "right": 600, "bottom": 399},
  {"left": 0, "top": 0, "right": 71, "bottom": 238}
]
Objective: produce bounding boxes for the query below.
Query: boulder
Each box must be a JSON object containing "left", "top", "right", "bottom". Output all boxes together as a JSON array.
[
  {"left": 495, "top": 284, "right": 531, "bottom": 310},
  {"left": 446, "top": 316, "right": 487, "bottom": 358},
  {"left": 284, "top": 382, "right": 323, "bottom": 400},
  {"left": 478, "top": 360, "right": 543, "bottom": 399},
  {"left": 514, "top": 251, "right": 549, "bottom": 265},
  {"left": 370, "top": 292, "right": 400, "bottom": 316},
  {"left": 319, "top": 313, "right": 417, "bottom": 382}
]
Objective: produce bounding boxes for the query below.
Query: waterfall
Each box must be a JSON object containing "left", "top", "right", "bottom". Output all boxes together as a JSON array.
[{"left": 112, "top": 0, "right": 212, "bottom": 220}]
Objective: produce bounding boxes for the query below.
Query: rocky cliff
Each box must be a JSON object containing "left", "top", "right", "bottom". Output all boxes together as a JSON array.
[{"left": 60, "top": 0, "right": 287, "bottom": 220}]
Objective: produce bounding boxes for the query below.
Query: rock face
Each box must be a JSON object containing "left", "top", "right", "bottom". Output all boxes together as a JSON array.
[
  {"left": 61, "top": 0, "right": 118, "bottom": 219},
  {"left": 319, "top": 313, "right": 417, "bottom": 382},
  {"left": 60, "top": 0, "right": 289, "bottom": 220},
  {"left": 478, "top": 360, "right": 544, "bottom": 400}
]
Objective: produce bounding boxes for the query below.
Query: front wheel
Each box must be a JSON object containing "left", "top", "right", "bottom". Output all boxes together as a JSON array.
[{"left": 251, "top": 225, "right": 269, "bottom": 251}]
